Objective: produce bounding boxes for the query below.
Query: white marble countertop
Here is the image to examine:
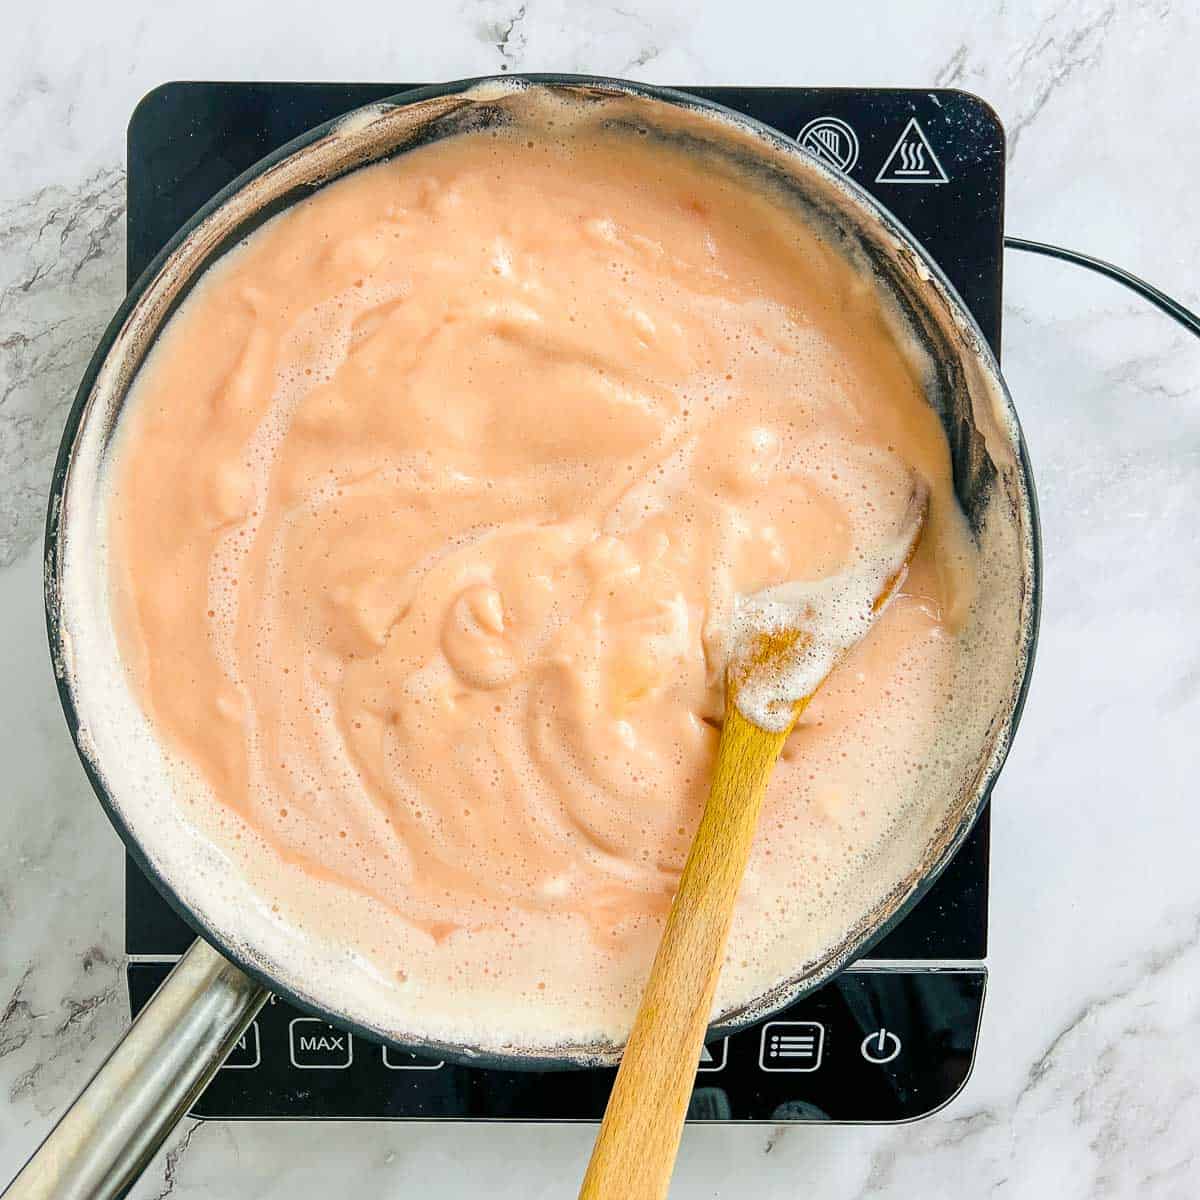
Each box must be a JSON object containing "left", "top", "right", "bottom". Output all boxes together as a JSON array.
[{"left": 2, "top": 2, "right": 1198, "bottom": 1196}]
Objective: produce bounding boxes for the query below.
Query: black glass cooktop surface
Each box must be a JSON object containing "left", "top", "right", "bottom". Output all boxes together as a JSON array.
[{"left": 125, "top": 81, "right": 1002, "bottom": 1123}]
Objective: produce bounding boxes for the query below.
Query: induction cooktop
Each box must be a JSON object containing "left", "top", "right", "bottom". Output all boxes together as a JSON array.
[{"left": 125, "top": 81, "right": 1001, "bottom": 1123}]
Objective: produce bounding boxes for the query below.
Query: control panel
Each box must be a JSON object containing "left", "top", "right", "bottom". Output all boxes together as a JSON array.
[{"left": 129, "top": 963, "right": 984, "bottom": 1122}]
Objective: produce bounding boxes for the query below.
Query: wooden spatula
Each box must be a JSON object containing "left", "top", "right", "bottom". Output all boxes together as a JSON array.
[{"left": 578, "top": 485, "right": 929, "bottom": 1200}]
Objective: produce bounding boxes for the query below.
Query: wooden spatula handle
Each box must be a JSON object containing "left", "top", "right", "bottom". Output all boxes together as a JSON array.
[{"left": 578, "top": 705, "right": 792, "bottom": 1200}]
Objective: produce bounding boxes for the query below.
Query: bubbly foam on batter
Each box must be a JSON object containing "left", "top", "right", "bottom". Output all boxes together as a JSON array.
[
  {"left": 60, "top": 89, "right": 1028, "bottom": 1059},
  {"left": 731, "top": 482, "right": 928, "bottom": 731}
]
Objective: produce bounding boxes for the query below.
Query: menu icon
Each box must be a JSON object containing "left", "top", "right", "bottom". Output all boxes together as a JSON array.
[{"left": 759, "top": 1021, "right": 825, "bottom": 1072}]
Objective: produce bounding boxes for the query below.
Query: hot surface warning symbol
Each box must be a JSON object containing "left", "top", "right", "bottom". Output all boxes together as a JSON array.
[{"left": 875, "top": 118, "right": 949, "bottom": 185}]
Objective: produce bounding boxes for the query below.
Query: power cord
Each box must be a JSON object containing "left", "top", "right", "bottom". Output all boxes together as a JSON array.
[{"left": 1004, "top": 236, "right": 1200, "bottom": 340}]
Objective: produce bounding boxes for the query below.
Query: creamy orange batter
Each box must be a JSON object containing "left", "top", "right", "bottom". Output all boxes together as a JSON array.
[{"left": 104, "top": 115, "right": 983, "bottom": 1049}]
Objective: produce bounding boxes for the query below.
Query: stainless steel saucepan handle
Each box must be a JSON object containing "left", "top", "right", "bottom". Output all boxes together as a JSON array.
[{"left": 2, "top": 938, "right": 269, "bottom": 1200}]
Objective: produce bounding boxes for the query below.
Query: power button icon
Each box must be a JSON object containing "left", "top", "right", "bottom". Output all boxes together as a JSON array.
[{"left": 860, "top": 1028, "right": 902, "bottom": 1064}]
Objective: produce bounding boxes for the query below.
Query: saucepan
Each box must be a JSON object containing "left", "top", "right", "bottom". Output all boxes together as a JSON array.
[{"left": 9, "top": 75, "right": 1039, "bottom": 1198}]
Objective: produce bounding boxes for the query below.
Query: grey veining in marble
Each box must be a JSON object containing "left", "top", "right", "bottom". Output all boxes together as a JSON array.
[
  {"left": 2, "top": 1, "right": 1198, "bottom": 1196},
  {"left": 0, "top": 168, "right": 125, "bottom": 567}
]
